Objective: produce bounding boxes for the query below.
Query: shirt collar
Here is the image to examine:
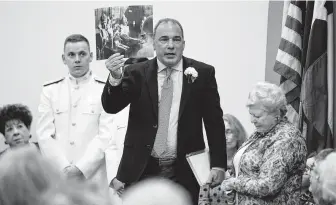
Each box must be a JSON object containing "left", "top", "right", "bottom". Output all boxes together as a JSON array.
[
  {"left": 68, "top": 69, "right": 92, "bottom": 84},
  {"left": 157, "top": 58, "right": 183, "bottom": 73}
]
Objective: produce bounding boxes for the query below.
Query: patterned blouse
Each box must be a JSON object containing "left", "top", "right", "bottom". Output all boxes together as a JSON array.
[{"left": 232, "top": 119, "right": 307, "bottom": 205}]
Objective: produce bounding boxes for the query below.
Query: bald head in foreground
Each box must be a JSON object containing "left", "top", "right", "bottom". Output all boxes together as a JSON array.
[{"left": 122, "top": 178, "right": 192, "bottom": 205}]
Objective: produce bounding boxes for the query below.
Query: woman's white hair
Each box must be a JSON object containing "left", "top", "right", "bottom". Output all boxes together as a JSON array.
[
  {"left": 316, "top": 152, "right": 336, "bottom": 203},
  {"left": 247, "top": 82, "right": 287, "bottom": 116}
]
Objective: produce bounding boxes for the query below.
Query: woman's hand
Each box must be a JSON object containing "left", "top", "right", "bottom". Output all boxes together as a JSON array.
[{"left": 221, "top": 177, "right": 237, "bottom": 191}]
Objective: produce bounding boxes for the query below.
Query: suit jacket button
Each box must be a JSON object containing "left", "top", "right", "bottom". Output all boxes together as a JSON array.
[
  {"left": 153, "top": 124, "right": 157, "bottom": 128},
  {"left": 146, "top": 145, "right": 151, "bottom": 149}
]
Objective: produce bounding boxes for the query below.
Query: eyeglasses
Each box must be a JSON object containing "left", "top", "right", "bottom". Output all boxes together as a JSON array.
[
  {"left": 225, "top": 129, "right": 234, "bottom": 135},
  {"left": 310, "top": 168, "right": 320, "bottom": 182}
]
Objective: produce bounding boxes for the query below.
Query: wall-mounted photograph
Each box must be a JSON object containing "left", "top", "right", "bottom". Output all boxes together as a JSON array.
[{"left": 95, "top": 5, "right": 154, "bottom": 60}]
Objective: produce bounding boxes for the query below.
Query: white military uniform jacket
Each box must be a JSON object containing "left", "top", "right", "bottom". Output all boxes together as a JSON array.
[{"left": 36, "top": 70, "right": 115, "bottom": 190}]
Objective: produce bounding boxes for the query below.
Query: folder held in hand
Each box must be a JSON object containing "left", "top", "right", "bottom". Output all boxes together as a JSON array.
[{"left": 186, "top": 150, "right": 210, "bottom": 186}]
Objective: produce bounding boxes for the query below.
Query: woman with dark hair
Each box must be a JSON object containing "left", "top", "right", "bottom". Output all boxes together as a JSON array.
[
  {"left": 0, "top": 104, "right": 38, "bottom": 156},
  {"left": 223, "top": 114, "right": 247, "bottom": 171},
  {"left": 199, "top": 114, "right": 247, "bottom": 205}
]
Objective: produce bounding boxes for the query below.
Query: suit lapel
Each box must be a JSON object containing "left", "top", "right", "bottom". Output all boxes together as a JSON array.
[
  {"left": 145, "top": 58, "right": 159, "bottom": 119},
  {"left": 178, "top": 56, "right": 193, "bottom": 120}
]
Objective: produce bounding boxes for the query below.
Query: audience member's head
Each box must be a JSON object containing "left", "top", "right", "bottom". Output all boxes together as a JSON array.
[
  {"left": 223, "top": 113, "right": 247, "bottom": 151},
  {"left": 302, "top": 152, "right": 317, "bottom": 189},
  {"left": 315, "top": 148, "right": 335, "bottom": 164},
  {"left": 303, "top": 149, "right": 335, "bottom": 193},
  {"left": 0, "top": 146, "right": 62, "bottom": 205},
  {"left": 310, "top": 150, "right": 336, "bottom": 205},
  {"left": 38, "top": 180, "right": 111, "bottom": 205},
  {"left": 246, "top": 82, "right": 287, "bottom": 133},
  {"left": 0, "top": 104, "right": 33, "bottom": 148},
  {"left": 123, "top": 178, "right": 192, "bottom": 205}
]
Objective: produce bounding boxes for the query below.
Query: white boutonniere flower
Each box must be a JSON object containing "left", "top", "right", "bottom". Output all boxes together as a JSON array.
[{"left": 184, "top": 67, "right": 198, "bottom": 83}]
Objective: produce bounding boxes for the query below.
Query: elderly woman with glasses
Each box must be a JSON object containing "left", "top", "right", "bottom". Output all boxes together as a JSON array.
[
  {"left": 306, "top": 149, "right": 335, "bottom": 205},
  {"left": 310, "top": 152, "right": 336, "bottom": 205},
  {"left": 220, "top": 82, "right": 307, "bottom": 205},
  {"left": 0, "top": 104, "right": 38, "bottom": 156}
]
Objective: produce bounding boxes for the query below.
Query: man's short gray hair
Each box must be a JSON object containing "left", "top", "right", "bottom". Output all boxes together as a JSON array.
[
  {"left": 153, "top": 18, "right": 184, "bottom": 39},
  {"left": 247, "top": 82, "right": 287, "bottom": 116}
]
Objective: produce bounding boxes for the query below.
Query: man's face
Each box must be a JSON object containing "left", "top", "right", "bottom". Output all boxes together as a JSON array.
[
  {"left": 4, "top": 119, "right": 30, "bottom": 148},
  {"left": 154, "top": 21, "right": 185, "bottom": 67},
  {"left": 62, "top": 41, "right": 92, "bottom": 78}
]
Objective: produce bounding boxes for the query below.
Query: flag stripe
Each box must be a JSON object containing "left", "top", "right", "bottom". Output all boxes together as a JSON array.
[
  {"left": 275, "top": 49, "right": 302, "bottom": 77},
  {"left": 312, "top": 0, "right": 327, "bottom": 23},
  {"left": 280, "top": 78, "right": 297, "bottom": 94},
  {"left": 286, "top": 86, "right": 301, "bottom": 106},
  {"left": 285, "top": 15, "right": 302, "bottom": 35},
  {"left": 305, "top": 19, "right": 327, "bottom": 66},
  {"left": 279, "top": 38, "right": 302, "bottom": 61},
  {"left": 281, "top": 26, "right": 302, "bottom": 49},
  {"left": 274, "top": 60, "right": 301, "bottom": 85},
  {"left": 288, "top": 2, "right": 302, "bottom": 23}
]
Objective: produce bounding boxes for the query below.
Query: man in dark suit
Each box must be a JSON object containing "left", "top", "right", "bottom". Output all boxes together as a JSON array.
[{"left": 101, "top": 18, "right": 226, "bottom": 204}]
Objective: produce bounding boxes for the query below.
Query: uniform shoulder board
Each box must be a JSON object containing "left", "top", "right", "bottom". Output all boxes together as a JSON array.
[
  {"left": 94, "top": 77, "right": 106, "bottom": 84},
  {"left": 43, "top": 77, "right": 65, "bottom": 87}
]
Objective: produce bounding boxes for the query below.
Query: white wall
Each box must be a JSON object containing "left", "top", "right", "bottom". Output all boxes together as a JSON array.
[
  {"left": 0, "top": 1, "right": 269, "bottom": 151},
  {"left": 265, "top": 0, "right": 283, "bottom": 85}
]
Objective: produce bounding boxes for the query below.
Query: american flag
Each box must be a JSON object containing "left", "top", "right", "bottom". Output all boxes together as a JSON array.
[
  {"left": 274, "top": 0, "right": 335, "bottom": 154},
  {"left": 273, "top": 1, "right": 305, "bottom": 128}
]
